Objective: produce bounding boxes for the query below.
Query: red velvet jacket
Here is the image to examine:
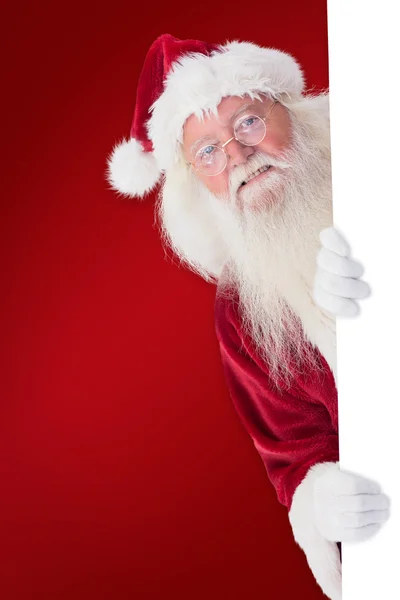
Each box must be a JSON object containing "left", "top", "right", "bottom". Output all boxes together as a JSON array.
[{"left": 214, "top": 288, "right": 339, "bottom": 511}]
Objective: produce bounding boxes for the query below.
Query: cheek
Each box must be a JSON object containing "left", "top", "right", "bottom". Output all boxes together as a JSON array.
[
  {"left": 199, "top": 171, "right": 230, "bottom": 196},
  {"left": 262, "top": 118, "right": 292, "bottom": 155}
]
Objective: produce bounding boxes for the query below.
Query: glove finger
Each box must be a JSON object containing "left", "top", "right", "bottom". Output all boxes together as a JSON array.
[
  {"left": 319, "top": 227, "right": 351, "bottom": 257},
  {"left": 326, "top": 469, "right": 382, "bottom": 495},
  {"left": 316, "top": 269, "right": 371, "bottom": 299},
  {"left": 338, "top": 492, "right": 391, "bottom": 513},
  {"left": 340, "top": 522, "right": 382, "bottom": 543},
  {"left": 313, "top": 287, "right": 360, "bottom": 318},
  {"left": 317, "top": 248, "right": 364, "bottom": 278},
  {"left": 342, "top": 509, "right": 390, "bottom": 529}
]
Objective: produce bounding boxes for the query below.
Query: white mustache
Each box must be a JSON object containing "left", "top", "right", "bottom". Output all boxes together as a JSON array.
[{"left": 228, "top": 152, "right": 290, "bottom": 195}]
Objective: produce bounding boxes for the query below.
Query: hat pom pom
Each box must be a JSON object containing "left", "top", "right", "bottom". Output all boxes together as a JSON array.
[{"left": 107, "top": 138, "right": 161, "bottom": 198}]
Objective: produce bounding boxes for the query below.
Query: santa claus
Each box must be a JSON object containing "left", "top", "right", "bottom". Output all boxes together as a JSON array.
[{"left": 106, "top": 34, "right": 390, "bottom": 600}]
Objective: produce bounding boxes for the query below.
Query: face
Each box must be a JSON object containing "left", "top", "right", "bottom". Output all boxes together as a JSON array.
[{"left": 182, "top": 94, "right": 292, "bottom": 198}]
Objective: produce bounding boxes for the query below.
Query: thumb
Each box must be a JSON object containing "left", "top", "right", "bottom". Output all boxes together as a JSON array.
[{"left": 303, "top": 534, "right": 342, "bottom": 600}]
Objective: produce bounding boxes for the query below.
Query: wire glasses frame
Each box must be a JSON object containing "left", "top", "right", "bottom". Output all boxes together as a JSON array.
[{"left": 190, "top": 101, "right": 278, "bottom": 177}]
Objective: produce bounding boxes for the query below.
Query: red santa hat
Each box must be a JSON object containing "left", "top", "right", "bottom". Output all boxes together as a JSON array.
[{"left": 107, "top": 33, "right": 305, "bottom": 199}]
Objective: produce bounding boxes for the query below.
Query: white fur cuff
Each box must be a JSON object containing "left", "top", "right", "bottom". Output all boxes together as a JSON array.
[{"left": 288, "top": 462, "right": 342, "bottom": 600}]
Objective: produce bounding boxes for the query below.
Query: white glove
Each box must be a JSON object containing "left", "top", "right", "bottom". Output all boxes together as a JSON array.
[
  {"left": 289, "top": 462, "right": 391, "bottom": 600},
  {"left": 289, "top": 463, "right": 343, "bottom": 600},
  {"left": 313, "top": 227, "right": 370, "bottom": 317},
  {"left": 314, "top": 465, "right": 391, "bottom": 543}
]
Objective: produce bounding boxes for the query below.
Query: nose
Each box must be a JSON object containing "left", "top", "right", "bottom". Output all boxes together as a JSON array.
[{"left": 224, "top": 138, "right": 255, "bottom": 167}]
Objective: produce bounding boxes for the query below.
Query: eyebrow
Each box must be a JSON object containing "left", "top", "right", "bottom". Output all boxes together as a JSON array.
[
  {"left": 219, "top": 103, "right": 258, "bottom": 126},
  {"left": 189, "top": 103, "right": 258, "bottom": 154},
  {"left": 190, "top": 135, "right": 217, "bottom": 155}
]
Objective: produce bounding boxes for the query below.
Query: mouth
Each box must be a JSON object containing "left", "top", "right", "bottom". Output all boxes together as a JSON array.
[{"left": 238, "top": 164, "right": 272, "bottom": 189}]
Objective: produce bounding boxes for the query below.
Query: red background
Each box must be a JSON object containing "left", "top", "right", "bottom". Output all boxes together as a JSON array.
[{"left": 1, "top": 2, "right": 329, "bottom": 598}]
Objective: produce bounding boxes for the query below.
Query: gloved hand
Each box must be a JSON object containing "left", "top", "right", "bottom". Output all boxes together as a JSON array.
[
  {"left": 289, "top": 462, "right": 391, "bottom": 600},
  {"left": 313, "top": 227, "right": 370, "bottom": 317},
  {"left": 314, "top": 465, "right": 391, "bottom": 543}
]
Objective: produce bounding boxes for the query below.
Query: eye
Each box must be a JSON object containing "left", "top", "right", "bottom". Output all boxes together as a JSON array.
[
  {"left": 242, "top": 117, "right": 257, "bottom": 127},
  {"left": 235, "top": 114, "right": 266, "bottom": 145},
  {"left": 237, "top": 116, "right": 259, "bottom": 132},
  {"left": 200, "top": 145, "right": 216, "bottom": 157}
]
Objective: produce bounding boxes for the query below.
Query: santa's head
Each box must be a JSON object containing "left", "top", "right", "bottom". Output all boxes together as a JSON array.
[{"left": 107, "top": 34, "right": 334, "bottom": 382}]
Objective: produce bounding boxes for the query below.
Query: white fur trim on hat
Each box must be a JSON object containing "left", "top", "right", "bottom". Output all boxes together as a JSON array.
[
  {"left": 148, "top": 40, "right": 305, "bottom": 171},
  {"left": 107, "top": 138, "right": 161, "bottom": 198},
  {"left": 289, "top": 462, "right": 342, "bottom": 600}
]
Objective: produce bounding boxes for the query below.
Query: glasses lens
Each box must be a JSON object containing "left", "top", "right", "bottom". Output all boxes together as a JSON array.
[
  {"left": 194, "top": 145, "right": 227, "bottom": 176},
  {"left": 234, "top": 115, "right": 266, "bottom": 146}
]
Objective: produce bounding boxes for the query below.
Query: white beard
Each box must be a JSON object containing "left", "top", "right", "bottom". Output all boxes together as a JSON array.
[
  {"left": 205, "top": 96, "right": 337, "bottom": 383},
  {"left": 159, "top": 94, "right": 337, "bottom": 384}
]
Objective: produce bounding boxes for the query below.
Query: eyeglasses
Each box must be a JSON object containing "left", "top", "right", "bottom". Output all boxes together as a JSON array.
[{"left": 190, "top": 101, "right": 277, "bottom": 177}]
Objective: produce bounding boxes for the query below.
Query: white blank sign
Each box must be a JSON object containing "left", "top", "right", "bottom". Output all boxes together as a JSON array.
[{"left": 327, "top": 1, "right": 400, "bottom": 598}]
